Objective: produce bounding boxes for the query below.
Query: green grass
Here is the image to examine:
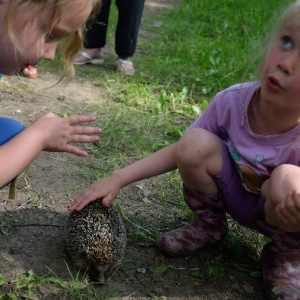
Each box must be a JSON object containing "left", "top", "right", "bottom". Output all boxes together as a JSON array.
[
  {"left": 41, "top": 0, "right": 292, "bottom": 100},
  {"left": 138, "top": 0, "right": 291, "bottom": 96},
  {"left": 1, "top": 0, "right": 292, "bottom": 298}
]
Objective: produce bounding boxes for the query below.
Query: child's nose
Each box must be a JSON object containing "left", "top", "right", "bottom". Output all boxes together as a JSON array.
[
  {"left": 42, "top": 44, "right": 57, "bottom": 61},
  {"left": 278, "top": 52, "right": 298, "bottom": 74}
]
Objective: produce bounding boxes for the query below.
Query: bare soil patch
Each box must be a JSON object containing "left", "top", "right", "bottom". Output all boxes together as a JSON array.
[{"left": 0, "top": 1, "right": 266, "bottom": 299}]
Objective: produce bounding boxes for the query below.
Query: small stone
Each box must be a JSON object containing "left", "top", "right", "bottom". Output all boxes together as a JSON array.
[{"left": 136, "top": 268, "right": 146, "bottom": 274}]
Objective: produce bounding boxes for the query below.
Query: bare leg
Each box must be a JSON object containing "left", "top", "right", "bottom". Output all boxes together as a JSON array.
[
  {"left": 261, "top": 167, "right": 300, "bottom": 298},
  {"left": 176, "top": 128, "right": 223, "bottom": 195},
  {"left": 262, "top": 164, "right": 300, "bottom": 232},
  {"left": 156, "top": 128, "right": 227, "bottom": 256}
]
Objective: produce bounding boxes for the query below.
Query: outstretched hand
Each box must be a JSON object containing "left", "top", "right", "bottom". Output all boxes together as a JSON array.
[
  {"left": 68, "top": 174, "right": 123, "bottom": 212},
  {"left": 34, "top": 113, "right": 102, "bottom": 157}
]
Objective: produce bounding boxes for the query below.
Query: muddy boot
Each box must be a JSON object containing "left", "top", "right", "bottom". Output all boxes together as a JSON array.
[
  {"left": 262, "top": 241, "right": 300, "bottom": 300},
  {"left": 156, "top": 186, "right": 228, "bottom": 257}
]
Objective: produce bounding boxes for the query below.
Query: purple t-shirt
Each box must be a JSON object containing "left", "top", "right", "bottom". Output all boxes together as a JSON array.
[{"left": 188, "top": 82, "right": 300, "bottom": 193}]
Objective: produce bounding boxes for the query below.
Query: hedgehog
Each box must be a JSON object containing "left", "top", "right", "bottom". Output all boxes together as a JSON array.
[{"left": 65, "top": 200, "right": 127, "bottom": 283}]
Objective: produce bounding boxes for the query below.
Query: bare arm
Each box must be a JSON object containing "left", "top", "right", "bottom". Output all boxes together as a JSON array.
[
  {"left": 0, "top": 113, "right": 101, "bottom": 187},
  {"left": 68, "top": 142, "right": 178, "bottom": 211},
  {"left": 114, "top": 142, "right": 178, "bottom": 187}
]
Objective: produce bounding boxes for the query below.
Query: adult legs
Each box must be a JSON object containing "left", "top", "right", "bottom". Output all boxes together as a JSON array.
[
  {"left": 115, "top": 0, "right": 145, "bottom": 58},
  {"left": 73, "top": 0, "right": 111, "bottom": 65},
  {"left": 85, "top": 0, "right": 112, "bottom": 49},
  {"left": 115, "top": 0, "right": 145, "bottom": 74},
  {"left": 84, "top": 0, "right": 145, "bottom": 57},
  {"left": 74, "top": 0, "right": 145, "bottom": 73}
]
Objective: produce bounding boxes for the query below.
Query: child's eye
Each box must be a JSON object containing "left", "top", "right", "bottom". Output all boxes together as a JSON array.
[
  {"left": 281, "top": 36, "right": 293, "bottom": 50},
  {"left": 45, "top": 32, "right": 60, "bottom": 43}
]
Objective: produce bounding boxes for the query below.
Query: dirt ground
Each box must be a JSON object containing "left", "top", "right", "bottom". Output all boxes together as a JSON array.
[{"left": 0, "top": 1, "right": 267, "bottom": 299}]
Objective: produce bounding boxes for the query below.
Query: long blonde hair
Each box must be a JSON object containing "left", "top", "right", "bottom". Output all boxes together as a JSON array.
[{"left": 5, "top": 0, "right": 101, "bottom": 83}]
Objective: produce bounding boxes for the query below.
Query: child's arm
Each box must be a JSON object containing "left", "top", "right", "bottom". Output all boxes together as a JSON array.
[
  {"left": 0, "top": 113, "right": 101, "bottom": 187},
  {"left": 68, "top": 142, "right": 178, "bottom": 211}
]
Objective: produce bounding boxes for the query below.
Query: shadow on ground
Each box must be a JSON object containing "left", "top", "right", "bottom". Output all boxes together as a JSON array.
[{"left": 0, "top": 205, "right": 266, "bottom": 299}]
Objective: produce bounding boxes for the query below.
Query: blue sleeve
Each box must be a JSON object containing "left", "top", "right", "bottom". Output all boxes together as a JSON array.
[{"left": 0, "top": 117, "right": 25, "bottom": 145}]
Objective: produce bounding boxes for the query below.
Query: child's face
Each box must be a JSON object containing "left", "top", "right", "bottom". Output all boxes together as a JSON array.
[
  {"left": 260, "top": 20, "right": 300, "bottom": 108},
  {"left": 0, "top": 1, "right": 93, "bottom": 75}
]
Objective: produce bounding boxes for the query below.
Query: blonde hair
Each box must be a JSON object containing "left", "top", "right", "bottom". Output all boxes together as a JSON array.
[
  {"left": 5, "top": 0, "right": 101, "bottom": 83},
  {"left": 268, "top": 0, "right": 300, "bottom": 46},
  {"left": 257, "top": 0, "right": 300, "bottom": 77}
]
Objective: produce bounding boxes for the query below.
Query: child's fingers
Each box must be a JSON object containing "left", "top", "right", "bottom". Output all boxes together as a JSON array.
[
  {"left": 68, "top": 134, "right": 100, "bottom": 144},
  {"left": 284, "top": 192, "right": 300, "bottom": 221},
  {"left": 68, "top": 195, "right": 97, "bottom": 212},
  {"left": 68, "top": 115, "right": 97, "bottom": 125},
  {"left": 71, "top": 125, "right": 102, "bottom": 136},
  {"left": 276, "top": 197, "right": 300, "bottom": 224},
  {"left": 276, "top": 207, "right": 298, "bottom": 224},
  {"left": 68, "top": 176, "right": 121, "bottom": 212},
  {"left": 68, "top": 191, "right": 115, "bottom": 212},
  {"left": 68, "top": 183, "right": 106, "bottom": 211},
  {"left": 65, "top": 145, "right": 88, "bottom": 157},
  {"left": 290, "top": 191, "right": 300, "bottom": 210},
  {"left": 101, "top": 194, "right": 115, "bottom": 207}
]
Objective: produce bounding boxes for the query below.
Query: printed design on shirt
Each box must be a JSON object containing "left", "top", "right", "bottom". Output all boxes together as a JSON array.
[
  {"left": 253, "top": 154, "right": 266, "bottom": 164},
  {"left": 228, "top": 142, "right": 268, "bottom": 193},
  {"left": 236, "top": 164, "right": 269, "bottom": 194},
  {"left": 228, "top": 144, "right": 240, "bottom": 161}
]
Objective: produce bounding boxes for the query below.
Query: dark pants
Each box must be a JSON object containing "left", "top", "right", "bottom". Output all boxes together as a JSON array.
[{"left": 85, "top": 0, "right": 145, "bottom": 58}]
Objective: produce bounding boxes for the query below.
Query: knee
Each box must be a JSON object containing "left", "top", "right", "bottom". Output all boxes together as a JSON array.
[
  {"left": 268, "top": 164, "right": 300, "bottom": 200},
  {"left": 175, "top": 128, "right": 220, "bottom": 165}
]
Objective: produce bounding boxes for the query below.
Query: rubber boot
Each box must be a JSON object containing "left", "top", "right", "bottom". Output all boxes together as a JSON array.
[
  {"left": 156, "top": 185, "right": 228, "bottom": 257},
  {"left": 254, "top": 219, "right": 300, "bottom": 299},
  {"left": 262, "top": 241, "right": 300, "bottom": 299}
]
